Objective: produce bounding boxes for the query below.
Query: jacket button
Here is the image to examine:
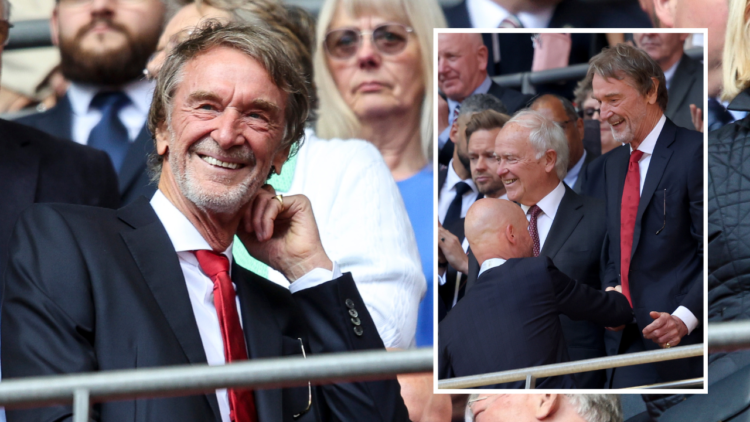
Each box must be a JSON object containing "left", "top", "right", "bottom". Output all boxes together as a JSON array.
[
  {"left": 349, "top": 309, "right": 358, "bottom": 318},
  {"left": 345, "top": 299, "right": 355, "bottom": 309},
  {"left": 351, "top": 317, "right": 361, "bottom": 326},
  {"left": 354, "top": 326, "right": 364, "bottom": 336}
]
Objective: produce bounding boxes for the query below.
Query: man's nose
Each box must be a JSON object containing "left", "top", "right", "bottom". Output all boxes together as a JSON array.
[{"left": 212, "top": 109, "right": 245, "bottom": 148}]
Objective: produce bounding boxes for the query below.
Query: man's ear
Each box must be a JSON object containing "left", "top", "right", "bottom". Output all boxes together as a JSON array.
[
  {"left": 271, "top": 144, "right": 291, "bottom": 177},
  {"left": 653, "top": 0, "right": 675, "bottom": 28},
  {"left": 647, "top": 77, "right": 660, "bottom": 105},
  {"left": 533, "top": 394, "right": 560, "bottom": 419},
  {"left": 154, "top": 121, "right": 169, "bottom": 156},
  {"left": 50, "top": 7, "right": 61, "bottom": 47},
  {"left": 505, "top": 222, "right": 516, "bottom": 246},
  {"left": 449, "top": 119, "right": 459, "bottom": 143},
  {"left": 544, "top": 149, "right": 557, "bottom": 174},
  {"left": 477, "top": 44, "right": 489, "bottom": 73}
]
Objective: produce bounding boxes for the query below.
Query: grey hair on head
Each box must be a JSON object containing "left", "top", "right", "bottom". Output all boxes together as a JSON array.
[
  {"left": 565, "top": 394, "right": 623, "bottom": 422},
  {"left": 506, "top": 109, "right": 569, "bottom": 180},
  {"left": 459, "top": 93, "right": 508, "bottom": 118}
]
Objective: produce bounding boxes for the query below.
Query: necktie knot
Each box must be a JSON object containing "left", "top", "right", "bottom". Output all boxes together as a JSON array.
[
  {"left": 90, "top": 91, "right": 130, "bottom": 112},
  {"left": 195, "top": 250, "right": 230, "bottom": 278},
  {"left": 528, "top": 204, "right": 543, "bottom": 219},
  {"left": 629, "top": 150, "right": 644, "bottom": 165},
  {"left": 454, "top": 181, "right": 471, "bottom": 196}
]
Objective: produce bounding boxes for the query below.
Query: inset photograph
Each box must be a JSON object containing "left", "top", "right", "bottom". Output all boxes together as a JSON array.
[{"left": 436, "top": 30, "right": 706, "bottom": 391}]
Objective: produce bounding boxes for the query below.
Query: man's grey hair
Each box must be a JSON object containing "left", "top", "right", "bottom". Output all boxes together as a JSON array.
[
  {"left": 2, "top": 0, "right": 11, "bottom": 21},
  {"left": 565, "top": 394, "right": 623, "bottom": 422},
  {"left": 465, "top": 394, "right": 622, "bottom": 422},
  {"left": 458, "top": 93, "right": 508, "bottom": 119},
  {"left": 506, "top": 109, "right": 569, "bottom": 180},
  {"left": 147, "top": 20, "right": 310, "bottom": 182}
]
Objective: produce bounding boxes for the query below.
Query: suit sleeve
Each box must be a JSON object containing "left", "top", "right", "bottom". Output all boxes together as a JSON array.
[
  {"left": 679, "top": 136, "right": 704, "bottom": 318},
  {"left": 292, "top": 273, "right": 409, "bottom": 422},
  {"left": 2, "top": 206, "right": 99, "bottom": 422},
  {"left": 548, "top": 258, "right": 633, "bottom": 327}
]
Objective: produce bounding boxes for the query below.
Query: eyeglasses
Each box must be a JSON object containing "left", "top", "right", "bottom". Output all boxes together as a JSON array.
[
  {"left": 583, "top": 107, "right": 600, "bottom": 119},
  {"left": 324, "top": 23, "right": 414, "bottom": 60},
  {"left": 0, "top": 21, "right": 13, "bottom": 47}
]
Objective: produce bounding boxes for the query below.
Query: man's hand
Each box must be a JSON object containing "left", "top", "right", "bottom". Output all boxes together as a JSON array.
[
  {"left": 438, "top": 95, "right": 449, "bottom": 134},
  {"left": 690, "top": 104, "right": 703, "bottom": 133},
  {"left": 642, "top": 311, "right": 689, "bottom": 348},
  {"left": 605, "top": 285, "right": 625, "bottom": 331},
  {"left": 238, "top": 185, "right": 332, "bottom": 282},
  {"left": 438, "top": 225, "right": 468, "bottom": 274}
]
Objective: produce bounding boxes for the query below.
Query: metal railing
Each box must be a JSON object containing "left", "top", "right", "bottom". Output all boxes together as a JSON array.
[
  {"left": 0, "top": 348, "right": 432, "bottom": 420},
  {"left": 438, "top": 344, "right": 704, "bottom": 389},
  {"left": 493, "top": 46, "right": 704, "bottom": 94},
  {"left": 707, "top": 320, "right": 750, "bottom": 352}
]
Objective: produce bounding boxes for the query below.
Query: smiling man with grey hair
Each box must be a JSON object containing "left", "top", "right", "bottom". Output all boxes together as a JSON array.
[
  {"left": 2, "top": 22, "right": 408, "bottom": 422},
  {"left": 466, "top": 394, "right": 623, "bottom": 422},
  {"left": 492, "top": 109, "right": 612, "bottom": 388}
]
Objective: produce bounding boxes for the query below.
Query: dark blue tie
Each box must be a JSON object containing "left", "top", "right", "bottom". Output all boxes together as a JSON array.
[
  {"left": 87, "top": 91, "right": 131, "bottom": 173},
  {"left": 707, "top": 97, "right": 734, "bottom": 132},
  {"left": 444, "top": 181, "right": 471, "bottom": 228}
]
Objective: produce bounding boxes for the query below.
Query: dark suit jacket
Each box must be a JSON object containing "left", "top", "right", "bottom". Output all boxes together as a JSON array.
[
  {"left": 666, "top": 53, "right": 704, "bottom": 131},
  {"left": 15, "top": 93, "right": 156, "bottom": 205},
  {"left": 572, "top": 147, "right": 599, "bottom": 193},
  {"left": 438, "top": 217, "right": 468, "bottom": 318},
  {"left": 438, "top": 256, "right": 632, "bottom": 389},
  {"left": 2, "top": 199, "right": 408, "bottom": 422},
  {"left": 462, "top": 185, "right": 609, "bottom": 387},
  {"left": 601, "top": 118, "right": 703, "bottom": 382},
  {"left": 0, "top": 118, "right": 119, "bottom": 288}
]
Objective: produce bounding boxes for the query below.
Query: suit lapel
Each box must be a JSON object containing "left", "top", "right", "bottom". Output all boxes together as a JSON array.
[
  {"left": 631, "top": 120, "right": 675, "bottom": 257},
  {"left": 118, "top": 124, "right": 152, "bottom": 195},
  {"left": 666, "top": 55, "right": 695, "bottom": 118},
  {"left": 234, "top": 264, "right": 283, "bottom": 422},
  {"left": 541, "top": 185, "right": 583, "bottom": 258},
  {"left": 39, "top": 94, "right": 74, "bottom": 140},
  {"left": 117, "top": 199, "right": 221, "bottom": 422}
]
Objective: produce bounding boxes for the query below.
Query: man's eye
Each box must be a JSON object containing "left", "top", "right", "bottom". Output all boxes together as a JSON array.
[{"left": 198, "top": 104, "right": 215, "bottom": 111}]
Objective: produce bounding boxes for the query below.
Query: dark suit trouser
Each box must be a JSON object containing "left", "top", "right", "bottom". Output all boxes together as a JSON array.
[{"left": 610, "top": 324, "right": 661, "bottom": 388}]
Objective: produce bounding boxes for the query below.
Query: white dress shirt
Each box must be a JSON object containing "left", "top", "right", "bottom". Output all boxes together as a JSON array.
[
  {"left": 520, "top": 181, "right": 566, "bottom": 250},
  {"left": 478, "top": 257, "right": 507, "bottom": 278},
  {"left": 629, "top": 114, "right": 698, "bottom": 335},
  {"left": 67, "top": 79, "right": 155, "bottom": 145},
  {"left": 439, "top": 76, "right": 493, "bottom": 148},
  {"left": 150, "top": 190, "right": 340, "bottom": 422},
  {"left": 663, "top": 57, "right": 681, "bottom": 91},
  {"left": 563, "top": 149, "right": 587, "bottom": 189},
  {"left": 438, "top": 159, "right": 480, "bottom": 224}
]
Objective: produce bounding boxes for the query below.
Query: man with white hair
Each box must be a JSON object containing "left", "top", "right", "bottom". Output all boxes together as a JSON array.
[{"left": 467, "top": 394, "right": 623, "bottom": 422}]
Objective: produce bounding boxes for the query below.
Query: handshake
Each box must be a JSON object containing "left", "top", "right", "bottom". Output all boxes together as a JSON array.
[{"left": 604, "top": 285, "right": 689, "bottom": 349}]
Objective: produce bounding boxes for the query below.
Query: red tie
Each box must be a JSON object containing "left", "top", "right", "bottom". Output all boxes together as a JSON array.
[
  {"left": 194, "top": 250, "right": 257, "bottom": 422},
  {"left": 620, "top": 150, "right": 644, "bottom": 307},
  {"left": 528, "top": 205, "right": 543, "bottom": 257}
]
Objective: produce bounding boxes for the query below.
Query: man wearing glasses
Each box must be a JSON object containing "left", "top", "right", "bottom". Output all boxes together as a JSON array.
[{"left": 16, "top": 0, "right": 166, "bottom": 205}]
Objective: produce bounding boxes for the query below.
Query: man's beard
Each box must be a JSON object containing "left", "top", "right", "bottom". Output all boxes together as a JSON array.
[
  {"left": 59, "top": 18, "right": 160, "bottom": 86},
  {"left": 170, "top": 136, "right": 260, "bottom": 215}
]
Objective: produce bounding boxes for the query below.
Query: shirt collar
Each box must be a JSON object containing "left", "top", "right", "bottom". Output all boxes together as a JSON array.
[
  {"left": 447, "top": 76, "right": 492, "bottom": 114},
  {"left": 150, "top": 190, "right": 234, "bottom": 268},
  {"left": 564, "top": 149, "right": 586, "bottom": 186},
  {"left": 67, "top": 79, "right": 156, "bottom": 116},
  {"left": 663, "top": 57, "right": 681, "bottom": 89},
  {"left": 478, "top": 257, "right": 507, "bottom": 278},
  {"left": 467, "top": 0, "right": 554, "bottom": 28},
  {"left": 630, "top": 114, "right": 666, "bottom": 156},
  {"left": 446, "top": 158, "right": 478, "bottom": 193},
  {"left": 520, "top": 181, "right": 565, "bottom": 221}
]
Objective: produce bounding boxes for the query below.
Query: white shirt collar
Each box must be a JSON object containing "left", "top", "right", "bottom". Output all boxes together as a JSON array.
[
  {"left": 663, "top": 57, "right": 681, "bottom": 89},
  {"left": 446, "top": 158, "right": 478, "bottom": 192},
  {"left": 467, "top": 0, "right": 554, "bottom": 28},
  {"left": 68, "top": 79, "right": 155, "bottom": 117},
  {"left": 520, "top": 181, "right": 565, "bottom": 221},
  {"left": 150, "top": 190, "right": 234, "bottom": 268},
  {"left": 630, "top": 114, "right": 666, "bottom": 156},
  {"left": 447, "top": 76, "right": 492, "bottom": 115},
  {"left": 478, "top": 257, "right": 507, "bottom": 278}
]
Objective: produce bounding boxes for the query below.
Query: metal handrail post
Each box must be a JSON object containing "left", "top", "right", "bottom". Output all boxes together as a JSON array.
[{"left": 72, "top": 389, "right": 90, "bottom": 422}]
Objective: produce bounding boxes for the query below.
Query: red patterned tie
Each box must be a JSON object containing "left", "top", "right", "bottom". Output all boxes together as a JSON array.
[
  {"left": 528, "top": 205, "right": 543, "bottom": 257},
  {"left": 194, "top": 250, "right": 257, "bottom": 422},
  {"left": 619, "top": 150, "right": 644, "bottom": 307}
]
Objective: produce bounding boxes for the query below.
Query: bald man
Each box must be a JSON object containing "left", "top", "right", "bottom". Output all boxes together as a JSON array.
[
  {"left": 438, "top": 198, "right": 632, "bottom": 389},
  {"left": 437, "top": 33, "right": 531, "bottom": 165}
]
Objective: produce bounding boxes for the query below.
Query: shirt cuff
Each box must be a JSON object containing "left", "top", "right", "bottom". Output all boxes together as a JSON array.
[
  {"left": 672, "top": 306, "right": 699, "bottom": 335},
  {"left": 288, "top": 261, "right": 342, "bottom": 293}
]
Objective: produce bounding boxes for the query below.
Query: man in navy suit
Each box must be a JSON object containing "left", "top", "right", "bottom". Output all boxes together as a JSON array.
[
  {"left": 15, "top": 0, "right": 166, "bottom": 205},
  {"left": 585, "top": 43, "right": 703, "bottom": 388},
  {"left": 438, "top": 198, "right": 632, "bottom": 389}
]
